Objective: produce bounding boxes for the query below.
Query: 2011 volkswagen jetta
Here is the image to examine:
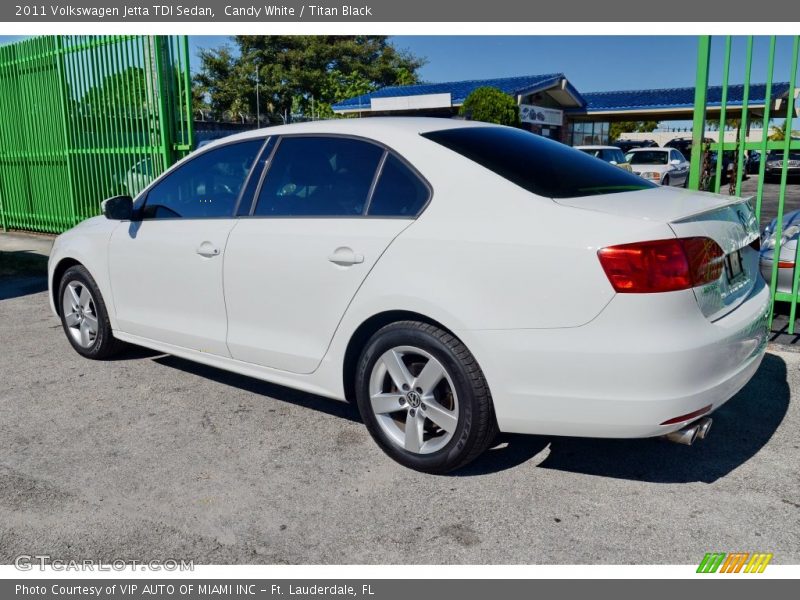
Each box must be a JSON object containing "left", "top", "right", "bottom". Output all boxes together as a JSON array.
[{"left": 49, "top": 118, "right": 769, "bottom": 473}]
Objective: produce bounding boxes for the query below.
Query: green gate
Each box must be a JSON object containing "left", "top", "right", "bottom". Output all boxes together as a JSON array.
[
  {"left": 0, "top": 35, "right": 194, "bottom": 234},
  {"left": 690, "top": 35, "right": 800, "bottom": 332}
]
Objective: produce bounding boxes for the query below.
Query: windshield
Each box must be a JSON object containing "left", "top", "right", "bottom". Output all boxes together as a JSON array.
[
  {"left": 627, "top": 150, "right": 668, "bottom": 165},
  {"left": 423, "top": 127, "right": 654, "bottom": 198},
  {"left": 767, "top": 150, "right": 800, "bottom": 161}
]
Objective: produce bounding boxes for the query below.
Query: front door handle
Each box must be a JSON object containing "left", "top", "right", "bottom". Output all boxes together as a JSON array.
[
  {"left": 328, "top": 247, "right": 364, "bottom": 266},
  {"left": 196, "top": 241, "right": 220, "bottom": 258}
]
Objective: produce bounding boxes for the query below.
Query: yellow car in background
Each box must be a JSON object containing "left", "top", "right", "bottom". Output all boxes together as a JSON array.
[{"left": 575, "top": 145, "right": 633, "bottom": 172}]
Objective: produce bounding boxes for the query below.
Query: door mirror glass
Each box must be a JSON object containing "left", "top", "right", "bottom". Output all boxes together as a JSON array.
[{"left": 102, "top": 195, "right": 133, "bottom": 220}]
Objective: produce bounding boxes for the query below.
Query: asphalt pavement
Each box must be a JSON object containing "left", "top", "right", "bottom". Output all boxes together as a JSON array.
[{"left": 1, "top": 232, "right": 799, "bottom": 565}]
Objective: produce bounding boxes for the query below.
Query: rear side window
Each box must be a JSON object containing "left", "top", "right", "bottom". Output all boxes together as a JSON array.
[
  {"left": 254, "top": 136, "right": 383, "bottom": 217},
  {"left": 141, "top": 140, "right": 263, "bottom": 219},
  {"left": 368, "top": 154, "right": 430, "bottom": 217},
  {"left": 422, "top": 127, "right": 654, "bottom": 198}
]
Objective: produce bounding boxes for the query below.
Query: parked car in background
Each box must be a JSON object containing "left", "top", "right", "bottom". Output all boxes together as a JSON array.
[
  {"left": 760, "top": 209, "right": 800, "bottom": 293},
  {"left": 614, "top": 139, "right": 659, "bottom": 153},
  {"left": 625, "top": 147, "right": 690, "bottom": 186},
  {"left": 574, "top": 145, "right": 633, "bottom": 172},
  {"left": 49, "top": 118, "right": 768, "bottom": 473},
  {"left": 764, "top": 149, "right": 800, "bottom": 182}
]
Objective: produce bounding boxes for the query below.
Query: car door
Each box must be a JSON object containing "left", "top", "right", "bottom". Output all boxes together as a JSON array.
[
  {"left": 224, "top": 135, "right": 431, "bottom": 374},
  {"left": 108, "top": 139, "right": 266, "bottom": 355},
  {"left": 670, "top": 149, "right": 689, "bottom": 186}
]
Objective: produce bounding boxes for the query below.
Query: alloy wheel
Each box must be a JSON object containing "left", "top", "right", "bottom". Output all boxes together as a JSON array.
[
  {"left": 368, "top": 345, "right": 459, "bottom": 454},
  {"left": 62, "top": 280, "right": 98, "bottom": 348}
]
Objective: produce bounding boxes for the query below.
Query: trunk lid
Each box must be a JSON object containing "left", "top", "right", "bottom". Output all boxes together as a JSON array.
[{"left": 556, "top": 186, "right": 760, "bottom": 321}]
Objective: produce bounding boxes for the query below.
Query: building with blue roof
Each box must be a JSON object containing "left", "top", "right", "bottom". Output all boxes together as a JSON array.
[{"left": 332, "top": 74, "right": 794, "bottom": 146}]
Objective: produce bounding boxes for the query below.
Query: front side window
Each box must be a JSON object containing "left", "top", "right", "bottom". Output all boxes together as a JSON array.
[
  {"left": 253, "top": 136, "right": 383, "bottom": 217},
  {"left": 141, "top": 140, "right": 264, "bottom": 219},
  {"left": 368, "top": 154, "right": 430, "bottom": 217},
  {"left": 423, "top": 127, "right": 654, "bottom": 198}
]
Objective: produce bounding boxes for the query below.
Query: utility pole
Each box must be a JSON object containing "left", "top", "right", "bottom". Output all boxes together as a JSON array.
[{"left": 255, "top": 64, "right": 261, "bottom": 128}]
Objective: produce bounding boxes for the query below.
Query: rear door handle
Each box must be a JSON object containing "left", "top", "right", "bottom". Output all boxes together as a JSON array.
[
  {"left": 328, "top": 247, "right": 364, "bottom": 266},
  {"left": 196, "top": 241, "right": 220, "bottom": 257}
]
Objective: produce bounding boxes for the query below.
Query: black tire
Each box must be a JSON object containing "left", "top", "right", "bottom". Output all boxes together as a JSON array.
[
  {"left": 355, "top": 321, "right": 498, "bottom": 474},
  {"left": 662, "top": 175, "right": 670, "bottom": 186},
  {"left": 57, "top": 265, "right": 124, "bottom": 359}
]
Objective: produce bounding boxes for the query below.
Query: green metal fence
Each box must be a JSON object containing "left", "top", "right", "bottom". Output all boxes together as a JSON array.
[
  {"left": 0, "top": 35, "right": 194, "bottom": 234},
  {"left": 690, "top": 35, "right": 800, "bottom": 332}
]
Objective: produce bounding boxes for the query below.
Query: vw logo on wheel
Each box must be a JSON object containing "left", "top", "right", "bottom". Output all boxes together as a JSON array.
[{"left": 406, "top": 390, "right": 422, "bottom": 408}]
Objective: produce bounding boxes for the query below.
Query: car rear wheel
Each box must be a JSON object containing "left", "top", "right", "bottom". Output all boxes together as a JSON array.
[
  {"left": 58, "top": 265, "right": 123, "bottom": 359},
  {"left": 355, "top": 321, "right": 498, "bottom": 473}
]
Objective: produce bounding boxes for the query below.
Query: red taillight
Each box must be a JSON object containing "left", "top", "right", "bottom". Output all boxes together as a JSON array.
[
  {"left": 597, "top": 237, "right": 724, "bottom": 293},
  {"left": 778, "top": 261, "right": 796, "bottom": 269}
]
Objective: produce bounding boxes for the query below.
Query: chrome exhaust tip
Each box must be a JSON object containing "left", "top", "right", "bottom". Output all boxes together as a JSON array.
[
  {"left": 664, "top": 423, "right": 700, "bottom": 446},
  {"left": 696, "top": 417, "right": 713, "bottom": 440}
]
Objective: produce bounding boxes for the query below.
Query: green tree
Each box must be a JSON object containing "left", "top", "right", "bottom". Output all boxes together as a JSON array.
[
  {"left": 609, "top": 120, "right": 659, "bottom": 142},
  {"left": 80, "top": 66, "right": 150, "bottom": 116},
  {"left": 194, "top": 36, "right": 426, "bottom": 122},
  {"left": 768, "top": 120, "right": 800, "bottom": 141},
  {"left": 459, "top": 87, "right": 520, "bottom": 127}
]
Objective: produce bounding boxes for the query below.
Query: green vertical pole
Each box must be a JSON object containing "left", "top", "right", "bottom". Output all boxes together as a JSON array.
[
  {"left": 755, "top": 37, "right": 777, "bottom": 223},
  {"left": 55, "top": 35, "right": 79, "bottom": 226},
  {"left": 689, "top": 36, "right": 711, "bottom": 191},
  {"left": 769, "top": 35, "right": 799, "bottom": 329},
  {"left": 714, "top": 36, "right": 732, "bottom": 194},
  {"left": 182, "top": 35, "right": 195, "bottom": 152},
  {"left": 735, "top": 36, "right": 753, "bottom": 198},
  {"left": 782, "top": 37, "right": 800, "bottom": 333},
  {"left": 153, "top": 36, "right": 173, "bottom": 170}
]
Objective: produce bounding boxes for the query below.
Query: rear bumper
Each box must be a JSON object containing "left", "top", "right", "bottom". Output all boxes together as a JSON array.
[{"left": 460, "top": 279, "right": 770, "bottom": 438}]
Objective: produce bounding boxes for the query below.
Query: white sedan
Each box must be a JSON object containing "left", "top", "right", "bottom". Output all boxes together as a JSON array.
[
  {"left": 626, "top": 147, "right": 690, "bottom": 186},
  {"left": 49, "top": 118, "right": 769, "bottom": 473}
]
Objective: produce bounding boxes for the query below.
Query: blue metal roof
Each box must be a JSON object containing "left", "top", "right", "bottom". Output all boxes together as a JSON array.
[
  {"left": 580, "top": 82, "right": 791, "bottom": 113},
  {"left": 332, "top": 73, "right": 585, "bottom": 112}
]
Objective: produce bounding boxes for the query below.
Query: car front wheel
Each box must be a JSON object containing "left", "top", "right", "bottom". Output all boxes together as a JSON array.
[
  {"left": 58, "top": 265, "right": 123, "bottom": 359},
  {"left": 355, "top": 321, "right": 498, "bottom": 473}
]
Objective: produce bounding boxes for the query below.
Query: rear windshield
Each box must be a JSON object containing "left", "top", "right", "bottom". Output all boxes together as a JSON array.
[
  {"left": 422, "top": 127, "right": 654, "bottom": 198},
  {"left": 627, "top": 150, "right": 669, "bottom": 165}
]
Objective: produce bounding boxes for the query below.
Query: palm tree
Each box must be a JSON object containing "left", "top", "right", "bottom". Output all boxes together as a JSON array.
[{"left": 768, "top": 120, "right": 800, "bottom": 141}]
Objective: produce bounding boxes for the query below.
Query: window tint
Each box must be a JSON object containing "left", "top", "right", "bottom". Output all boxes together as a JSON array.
[
  {"left": 601, "top": 149, "right": 626, "bottom": 164},
  {"left": 368, "top": 154, "right": 430, "bottom": 217},
  {"left": 422, "top": 127, "right": 655, "bottom": 199},
  {"left": 141, "top": 140, "right": 263, "bottom": 219},
  {"left": 628, "top": 150, "right": 669, "bottom": 165},
  {"left": 254, "top": 136, "right": 383, "bottom": 217}
]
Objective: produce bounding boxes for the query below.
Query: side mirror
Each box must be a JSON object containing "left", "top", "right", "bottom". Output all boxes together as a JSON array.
[
  {"left": 101, "top": 195, "right": 133, "bottom": 220},
  {"left": 609, "top": 160, "right": 618, "bottom": 165},
  {"left": 670, "top": 159, "right": 681, "bottom": 166}
]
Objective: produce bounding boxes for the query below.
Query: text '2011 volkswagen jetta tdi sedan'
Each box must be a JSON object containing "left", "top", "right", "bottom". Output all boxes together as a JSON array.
[{"left": 49, "top": 118, "right": 769, "bottom": 473}]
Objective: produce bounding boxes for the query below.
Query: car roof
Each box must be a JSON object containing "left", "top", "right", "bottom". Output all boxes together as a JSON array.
[
  {"left": 195, "top": 117, "right": 494, "bottom": 151},
  {"left": 575, "top": 145, "right": 621, "bottom": 150},
  {"left": 627, "top": 147, "right": 668, "bottom": 152}
]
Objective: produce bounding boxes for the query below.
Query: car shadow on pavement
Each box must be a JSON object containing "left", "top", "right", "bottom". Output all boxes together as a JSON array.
[
  {"left": 457, "top": 352, "right": 790, "bottom": 483},
  {"left": 147, "top": 349, "right": 788, "bottom": 482},
  {"left": 152, "top": 354, "right": 363, "bottom": 423},
  {"left": 0, "top": 251, "right": 48, "bottom": 300}
]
